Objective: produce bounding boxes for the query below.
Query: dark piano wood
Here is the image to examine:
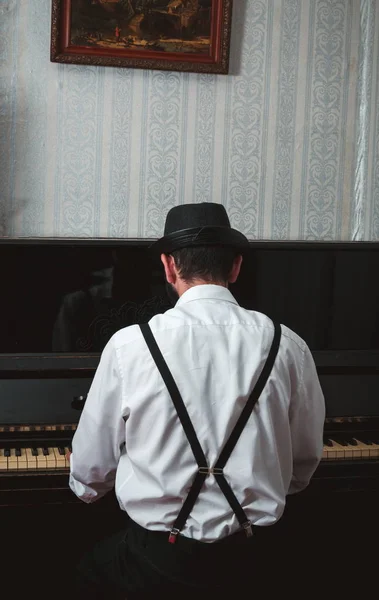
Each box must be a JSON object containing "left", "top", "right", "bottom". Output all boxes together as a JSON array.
[{"left": 0, "top": 239, "right": 378, "bottom": 596}]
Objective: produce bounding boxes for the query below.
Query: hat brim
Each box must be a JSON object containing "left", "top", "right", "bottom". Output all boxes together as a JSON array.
[{"left": 150, "top": 226, "right": 250, "bottom": 256}]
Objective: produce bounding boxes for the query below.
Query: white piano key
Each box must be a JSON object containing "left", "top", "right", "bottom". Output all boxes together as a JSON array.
[
  {"left": 25, "top": 448, "right": 37, "bottom": 469},
  {"left": 46, "top": 447, "right": 57, "bottom": 469},
  {"left": 8, "top": 448, "right": 18, "bottom": 470},
  {"left": 64, "top": 447, "right": 71, "bottom": 468},
  {"left": 36, "top": 447, "right": 48, "bottom": 470},
  {"left": 18, "top": 448, "right": 28, "bottom": 469},
  {"left": 0, "top": 449, "right": 8, "bottom": 471},
  {"left": 53, "top": 447, "right": 66, "bottom": 468}
]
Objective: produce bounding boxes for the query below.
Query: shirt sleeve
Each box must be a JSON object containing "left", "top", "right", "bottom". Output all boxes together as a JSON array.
[
  {"left": 288, "top": 344, "right": 325, "bottom": 494},
  {"left": 69, "top": 336, "right": 125, "bottom": 503}
]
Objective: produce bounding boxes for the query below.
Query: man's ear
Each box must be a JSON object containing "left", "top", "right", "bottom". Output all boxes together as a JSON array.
[
  {"left": 161, "top": 253, "right": 177, "bottom": 284},
  {"left": 228, "top": 255, "right": 243, "bottom": 284}
]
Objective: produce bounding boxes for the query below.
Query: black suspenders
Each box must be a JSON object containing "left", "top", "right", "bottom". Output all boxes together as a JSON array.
[{"left": 139, "top": 322, "right": 282, "bottom": 543}]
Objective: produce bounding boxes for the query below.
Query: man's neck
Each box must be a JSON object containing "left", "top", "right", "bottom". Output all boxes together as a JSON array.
[{"left": 177, "top": 279, "right": 227, "bottom": 298}]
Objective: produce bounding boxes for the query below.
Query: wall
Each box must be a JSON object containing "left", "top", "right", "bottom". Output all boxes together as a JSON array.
[{"left": 1, "top": 0, "right": 379, "bottom": 240}]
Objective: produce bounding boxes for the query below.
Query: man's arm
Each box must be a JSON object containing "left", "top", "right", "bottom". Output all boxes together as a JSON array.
[
  {"left": 69, "top": 336, "right": 125, "bottom": 503},
  {"left": 288, "top": 344, "right": 325, "bottom": 494}
]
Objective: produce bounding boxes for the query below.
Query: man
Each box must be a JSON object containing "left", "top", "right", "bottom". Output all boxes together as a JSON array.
[{"left": 69, "top": 203, "right": 325, "bottom": 598}]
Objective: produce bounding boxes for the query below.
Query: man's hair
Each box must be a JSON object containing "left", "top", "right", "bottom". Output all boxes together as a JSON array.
[{"left": 171, "top": 246, "right": 238, "bottom": 283}]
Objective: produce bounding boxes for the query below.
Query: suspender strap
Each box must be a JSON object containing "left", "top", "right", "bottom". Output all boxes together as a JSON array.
[
  {"left": 215, "top": 322, "right": 282, "bottom": 470},
  {"left": 139, "top": 323, "right": 208, "bottom": 468},
  {"left": 139, "top": 321, "right": 281, "bottom": 543}
]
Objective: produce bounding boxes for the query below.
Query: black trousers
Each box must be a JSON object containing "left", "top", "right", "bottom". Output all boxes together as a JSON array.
[{"left": 74, "top": 518, "right": 272, "bottom": 599}]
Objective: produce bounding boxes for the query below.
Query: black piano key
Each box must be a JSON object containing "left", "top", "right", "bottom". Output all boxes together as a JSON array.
[
  {"left": 324, "top": 439, "right": 333, "bottom": 447},
  {"left": 346, "top": 438, "right": 358, "bottom": 446},
  {"left": 15, "top": 448, "right": 21, "bottom": 457},
  {"left": 31, "top": 448, "right": 38, "bottom": 456},
  {"left": 335, "top": 439, "right": 349, "bottom": 446},
  {"left": 4, "top": 448, "right": 10, "bottom": 457},
  {"left": 58, "top": 447, "right": 65, "bottom": 455},
  {"left": 42, "top": 447, "right": 49, "bottom": 456}
]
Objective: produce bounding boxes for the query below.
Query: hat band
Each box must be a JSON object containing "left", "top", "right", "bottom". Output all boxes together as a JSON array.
[{"left": 152, "top": 226, "right": 249, "bottom": 255}]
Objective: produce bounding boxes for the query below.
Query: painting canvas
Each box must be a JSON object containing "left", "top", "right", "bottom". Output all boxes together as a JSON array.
[{"left": 51, "top": 0, "right": 233, "bottom": 74}]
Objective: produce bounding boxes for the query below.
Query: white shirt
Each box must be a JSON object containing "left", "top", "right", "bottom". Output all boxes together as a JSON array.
[{"left": 70, "top": 284, "right": 325, "bottom": 542}]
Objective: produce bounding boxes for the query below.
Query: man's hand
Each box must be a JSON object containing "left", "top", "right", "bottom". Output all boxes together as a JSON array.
[{"left": 66, "top": 450, "right": 72, "bottom": 464}]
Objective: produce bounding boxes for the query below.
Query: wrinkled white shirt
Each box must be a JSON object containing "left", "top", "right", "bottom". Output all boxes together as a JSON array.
[{"left": 70, "top": 284, "right": 325, "bottom": 541}]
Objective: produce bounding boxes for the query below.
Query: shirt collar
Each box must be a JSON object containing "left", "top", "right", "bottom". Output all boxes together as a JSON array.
[{"left": 176, "top": 284, "right": 239, "bottom": 306}]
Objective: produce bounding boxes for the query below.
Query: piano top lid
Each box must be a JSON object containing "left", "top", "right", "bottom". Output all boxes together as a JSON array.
[{"left": 0, "top": 238, "right": 379, "bottom": 250}]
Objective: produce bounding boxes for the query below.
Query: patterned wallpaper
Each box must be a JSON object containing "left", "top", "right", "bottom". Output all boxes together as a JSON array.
[{"left": 1, "top": 0, "right": 379, "bottom": 240}]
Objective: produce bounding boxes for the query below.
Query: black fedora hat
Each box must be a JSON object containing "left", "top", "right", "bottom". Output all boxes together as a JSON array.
[{"left": 151, "top": 203, "right": 250, "bottom": 255}]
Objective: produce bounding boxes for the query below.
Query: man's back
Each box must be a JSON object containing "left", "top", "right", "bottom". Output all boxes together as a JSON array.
[
  {"left": 70, "top": 284, "right": 325, "bottom": 541},
  {"left": 69, "top": 203, "right": 326, "bottom": 597}
]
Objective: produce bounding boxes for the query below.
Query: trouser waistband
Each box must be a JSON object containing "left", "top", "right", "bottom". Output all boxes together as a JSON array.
[{"left": 128, "top": 518, "right": 261, "bottom": 554}]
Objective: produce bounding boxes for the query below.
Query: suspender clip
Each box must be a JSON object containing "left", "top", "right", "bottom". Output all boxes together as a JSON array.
[
  {"left": 168, "top": 528, "right": 180, "bottom": 544},
  {"left": 198, "top": 467, "right": 224, "bottom": 476},
  {"left": 242, "top": 521, "right": 254, "bottom": 538}
]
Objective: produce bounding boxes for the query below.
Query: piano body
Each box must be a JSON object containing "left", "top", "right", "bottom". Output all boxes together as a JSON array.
[{"left": 0, "top": 239, "right": 378, "bottom": 594}]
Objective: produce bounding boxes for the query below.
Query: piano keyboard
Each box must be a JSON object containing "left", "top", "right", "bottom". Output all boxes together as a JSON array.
[
  {"left": 0, "top": 447, "right": 71, "bottom": 471},
  {"left": 0, "top": 425, "right": 76, "bottom": 432},
  {"left": 1, "top": 434, "right": 379, "bottom": 471},
  {"left": 322, "top": 438, "right": 379, "bottom": 460}
]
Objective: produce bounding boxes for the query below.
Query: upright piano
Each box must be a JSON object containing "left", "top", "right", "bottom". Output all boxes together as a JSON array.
[{"left": 0, "top": 239, "right": 378, "bottom": 595}]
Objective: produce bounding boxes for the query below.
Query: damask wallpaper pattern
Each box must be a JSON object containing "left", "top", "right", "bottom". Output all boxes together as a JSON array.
[{"left": 0, "top": 0, "right": 378, "bottom": 240}]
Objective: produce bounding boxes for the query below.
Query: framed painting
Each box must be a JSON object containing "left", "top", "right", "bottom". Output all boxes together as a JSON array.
[{"left": 50, "top": 0, "right": 233, "bottom": 74}]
